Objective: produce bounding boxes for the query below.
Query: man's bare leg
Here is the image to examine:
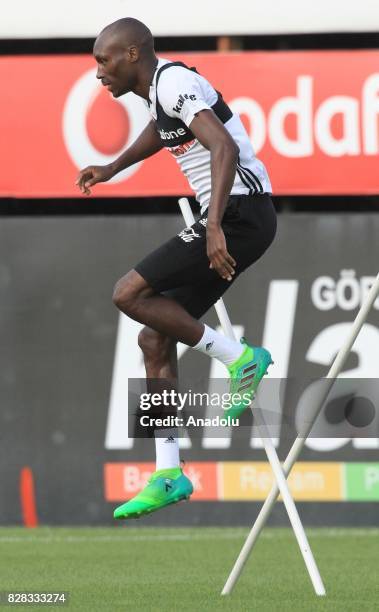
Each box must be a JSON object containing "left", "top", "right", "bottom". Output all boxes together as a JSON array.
[{"left": 113, "top": 268, "right": 249, "bottom": 368}]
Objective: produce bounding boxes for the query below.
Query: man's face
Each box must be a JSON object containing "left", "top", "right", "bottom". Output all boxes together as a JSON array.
[{"left": 93, "top": 36, "right": 136, "bottom": 98}]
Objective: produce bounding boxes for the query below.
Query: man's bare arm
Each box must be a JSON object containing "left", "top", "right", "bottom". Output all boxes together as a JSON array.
[
  {"left": 108, "top": 120, "right": 163, "bottom": 175},
  {"left": 76, "top": 120, "right": 163, "bottom": 195},
  {"left": 189, "top": 109, "right": 239, "bottom": 281}
]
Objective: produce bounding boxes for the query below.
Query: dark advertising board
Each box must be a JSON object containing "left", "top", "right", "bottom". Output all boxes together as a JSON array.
[{"left": 1, "top": 213, "right": 378, "bottom": 525}]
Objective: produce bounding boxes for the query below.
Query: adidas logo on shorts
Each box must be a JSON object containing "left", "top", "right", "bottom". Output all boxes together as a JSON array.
[{"left": 178, "top": 227, "right": 201, "bottom": 242}]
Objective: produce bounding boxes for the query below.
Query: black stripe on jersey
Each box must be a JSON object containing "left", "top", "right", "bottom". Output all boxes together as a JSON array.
[
  {"left": 237, "top": 163, "right": 258, "bottom": 194},
  {"left": 241, "top": 165, "right": 264, "bottom": 194},
  {"left": 236, "top": 167, "right": 254, "bottom": 194},
  {"left": 237, "top": 157, "right": 262, "bottom": 194}
]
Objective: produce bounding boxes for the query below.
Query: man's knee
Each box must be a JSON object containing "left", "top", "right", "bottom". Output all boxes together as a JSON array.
[
  {"left": 138, "top": 326, "right": 176, "bottom": 362},
  {"left": 113, "top": 272, "right": 133, "bottom": 312},
  {"left": 112, "top": 270, "right": 150, "bottom": 314}
]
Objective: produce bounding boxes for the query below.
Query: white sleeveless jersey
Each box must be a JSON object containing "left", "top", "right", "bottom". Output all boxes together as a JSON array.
[{"left": 146, "top": 58, "right": 272, "bottom": 212}]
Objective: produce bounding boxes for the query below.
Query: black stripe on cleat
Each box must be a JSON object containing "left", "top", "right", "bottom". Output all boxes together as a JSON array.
[
  {"left": 238, "top": 382, "right": 254, "bottom": 392},
  {"left": 241, "top": 373, "right": 255, "bottom": 384},
  {"left": 242, "top": 364, "right": 257, "bottom": 374}
]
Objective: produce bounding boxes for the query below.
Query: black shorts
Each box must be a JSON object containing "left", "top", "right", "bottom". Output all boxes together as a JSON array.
[{"left": 135, "top": 193, "right": 277, "bottom": 319}]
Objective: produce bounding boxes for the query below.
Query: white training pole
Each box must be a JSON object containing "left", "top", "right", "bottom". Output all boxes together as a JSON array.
[
  {"left": 178, "top": 197, "right": 326, "bottom": 596},
  {"left": 222, "top": 271, "right": 379, "bottom": 595}
]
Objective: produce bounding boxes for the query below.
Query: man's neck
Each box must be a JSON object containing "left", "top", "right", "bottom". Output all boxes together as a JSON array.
[{"left": 133, "top": 56, "right": 159, "bottom": 100}]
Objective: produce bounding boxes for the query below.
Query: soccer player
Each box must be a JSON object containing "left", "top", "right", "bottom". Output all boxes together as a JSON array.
[{"left": 76, "top": 18, "right": 276, "bottom": 519}]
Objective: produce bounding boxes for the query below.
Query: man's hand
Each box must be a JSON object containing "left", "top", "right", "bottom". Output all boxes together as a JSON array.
[
  {"left": 206, "top": 224, "right": 236, "bottom": 281},
  {"left": 75, "top": 164, "right": 115, "bottom": 195}
]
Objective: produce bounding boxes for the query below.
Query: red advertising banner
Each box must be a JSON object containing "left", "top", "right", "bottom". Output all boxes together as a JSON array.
[{"left": 1, "top": 51, "right": 379, "bottom": 198}]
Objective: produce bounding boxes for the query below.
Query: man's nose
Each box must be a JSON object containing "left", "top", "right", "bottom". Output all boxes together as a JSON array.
[{"left": 96, "top": 67, "right": 104, "bottom": 79}]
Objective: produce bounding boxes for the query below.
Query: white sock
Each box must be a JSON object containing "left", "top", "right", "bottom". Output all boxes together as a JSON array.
[
  {"left": 154, "top": 428, "right": 180, "bottom": 471},
  {"left": 192, "top": 324, "right": 244, "bottom": 366}
]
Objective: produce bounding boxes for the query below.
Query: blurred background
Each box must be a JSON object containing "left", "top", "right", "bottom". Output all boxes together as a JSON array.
[{"left": 1, "top": 0, "right": 379, "bottom": 528}]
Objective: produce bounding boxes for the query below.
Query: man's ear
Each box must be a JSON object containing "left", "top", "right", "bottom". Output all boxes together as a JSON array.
[{"left": 128, "top": 45, "right": 139, "bottom": 63}]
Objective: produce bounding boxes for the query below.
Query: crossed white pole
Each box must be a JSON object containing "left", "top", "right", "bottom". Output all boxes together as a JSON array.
[{"left": 179, "top": 197, "right": 379, "bottom": 597}]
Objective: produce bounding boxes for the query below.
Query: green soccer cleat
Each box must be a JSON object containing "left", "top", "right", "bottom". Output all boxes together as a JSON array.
[
  {"left": 113, "top": 467, "right": 193, "bottom": 520},
  {"left": 224, "top": 338, "right": 273, "bottom": 421}
]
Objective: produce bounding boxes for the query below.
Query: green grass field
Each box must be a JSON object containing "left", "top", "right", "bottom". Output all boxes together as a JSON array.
[{"left": 0, "top": 527, "right": 378, "bottom": 611}]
